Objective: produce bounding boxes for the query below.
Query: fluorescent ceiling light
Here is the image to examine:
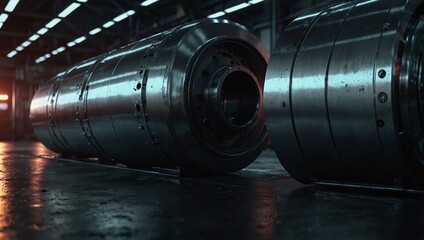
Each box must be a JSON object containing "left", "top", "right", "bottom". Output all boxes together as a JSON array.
[
  {"left": 207, "top": 11, "right": 225, "bottom": 18},
  {"left": 39, "top": 56, "right": 46, "bottom": 61},
  {"left": 113, "top": 10, "right": 136, "bottom": 22},
  {"left": 21, "top": 40, "right": 31, "bottom": 47},
  {"left": 102, "top": 21, "right": 114, "bottom": 28},
  {"left": 74, "top": 36, "right": 86, "bottom": 43},
  {"left": 67, "top": 41, "right": 77, "bottom": 47},
  {"left": 225, "top": 3, "right": 250, "bottom": 13},
  {"left": 0, "top": 13, "right": 9, "bottom": 22},
  {"left": 0, "top": 22, "right": 3, "bottom": 29},
  {"left": 16, "top": 46, "right": 23, "bottom": 51},
  {"left": 249, "top": 0, "right": 264, "bottom": 4},
  {"left": 58, "top": 3, "right": 81, "bottom": 18},
  {"left": 77, "top": 0, "right": 88, "bottom": 2},
  {"left": 45, "top": 53, "right": 51, "bottom": 58},
  {"left": 29, "top": 34, "right": 40, "bottom": 41},
  {"left": 140, "top": 0, "right": 159, "bottom": 7},
  {"left": 5, "top": 0, "right": 20, "bottom": 12},
  {"left": 52, "top": 50, "right": 58, "bottom": 55},
  {"left": 113, "top": 12, "right": 129, "bottom": 22},
  {"left": 56, "top": 47, "right": 65, "bottom": 53},
  {"left": 89, "top": 28, "right": 101, "bottom": 35},
  {"left": 37, "top": 27, "right": 48, "bottom": 35},
  {"left": 7, "top": 50, "right": 17, "bottom": 58},
  {"left": 45, "top": 18, "right": 61, "bottom": 28}
]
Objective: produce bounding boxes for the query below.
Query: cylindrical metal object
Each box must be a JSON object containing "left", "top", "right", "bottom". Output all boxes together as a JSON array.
[
  {"left": 31, "top": 19, "right": 269, "bottom": 173},
  {"left": 264, "top": 0, "right": 424, "bottom": 188}
]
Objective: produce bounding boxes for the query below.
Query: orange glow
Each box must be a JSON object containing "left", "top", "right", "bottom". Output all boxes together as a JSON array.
[{"left": 0, "top": 94, "right": 8, "bottom": 101}]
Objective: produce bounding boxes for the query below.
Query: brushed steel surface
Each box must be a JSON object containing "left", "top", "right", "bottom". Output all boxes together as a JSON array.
[
  {"left": 264, "top": 0, "right": 424, "bottom": 188},
  {"left": 30, "top": 19, "right": 269, "bottom": 174}
]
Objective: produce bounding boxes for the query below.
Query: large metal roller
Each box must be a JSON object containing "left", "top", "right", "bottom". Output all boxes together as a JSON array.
[
  {"left": 30, "top": 19, "right": 269, "bottom": 173},
  {"left": 264, "top": 0, "right": 424, "bottom": 189}
]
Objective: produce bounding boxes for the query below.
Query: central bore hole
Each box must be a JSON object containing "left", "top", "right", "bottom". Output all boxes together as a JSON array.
[{"left": 220, "top": 71, "right": 259, "bottom": 126}]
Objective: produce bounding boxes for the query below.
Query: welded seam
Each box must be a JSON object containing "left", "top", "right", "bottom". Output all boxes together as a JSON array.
[
  {"left": 323, "top": 0, "right": 361, "bottom": 179},
  {"left": 289, "top": 4, "right": 335, "bottom": 179}
]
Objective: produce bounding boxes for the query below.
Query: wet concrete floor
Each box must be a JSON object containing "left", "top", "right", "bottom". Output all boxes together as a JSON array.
[{"left": 0, "top": 141, "right": 423, "bottom": 239}]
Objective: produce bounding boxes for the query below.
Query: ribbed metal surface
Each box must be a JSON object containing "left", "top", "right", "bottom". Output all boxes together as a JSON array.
[
  {"left": 30, "top": 19, "right": 269, "bottom": 173},
  {"left": 264, "top": 0, "right": 424, "bottom": 188}
]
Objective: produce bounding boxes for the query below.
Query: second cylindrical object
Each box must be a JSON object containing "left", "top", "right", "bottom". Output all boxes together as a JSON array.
[{"left": 264, "top": 0, "right": 424, "bottom": 189}]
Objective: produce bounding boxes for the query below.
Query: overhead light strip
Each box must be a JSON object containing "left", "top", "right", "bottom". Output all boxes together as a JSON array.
[
  {"left": 89, "top": 28, "right": 101, "bottom": 35},
  {"left": 140, "top": 0, "right": 160, "bottom": 7},
  {"left": 0, "top": 13, "right": 8, "bottom": 22},
  {"left": 7, "top": 0, "right": 87, "bottom": 59},
  {"left": 4, "top": 0, "right": 19, "bottom": 12},
  {"left": 207, "top": 0, "right": 264, "bottom": 18},
  {"left": 0, "top": 0, "right": 20, "bottom": 30},
  {"left": 35, "top": 9, "right": 137, "bottom": 64},
  {"left": 58, "top": 3, "right": 81, "bottom": 18},
  {"left": 45, "top": 18, "right": 61, "bottom": 29}
]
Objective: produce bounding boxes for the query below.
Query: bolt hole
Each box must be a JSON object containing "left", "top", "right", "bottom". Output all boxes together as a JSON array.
[
  {"left": 136, "top": 83, "right": 141, "bottom": 90},
  {"left": 378, "top": 69, "right": 386, "bottom": 78}
]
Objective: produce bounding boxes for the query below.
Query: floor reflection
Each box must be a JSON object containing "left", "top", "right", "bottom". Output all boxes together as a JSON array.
[
  {"left": 0, "top": 141, "right": 57, "bottom": 157},
  {"left": 0, "top": 142, "right": 423, "bottom": 239},
  {"left": 0, "top": 142, "right": 48, "bottom": 239}
]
